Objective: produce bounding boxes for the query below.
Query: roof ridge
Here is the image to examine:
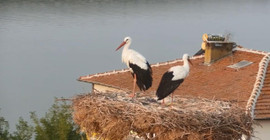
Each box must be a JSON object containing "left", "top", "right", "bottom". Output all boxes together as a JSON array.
[
  {"left": 246, "top": 52, "right": 270, "bottom": 118},
  {"left": 78, "top": 69, "right": 130, "bottom": 80},
  {"left": 151, "top": 54, "right": 204, "bottom": 67},
  {"left": 79, "top": 54, "right": 204, "bottom": 80},
  {"left": 235, "top": 47, "right": 269, "bottom": 55}
]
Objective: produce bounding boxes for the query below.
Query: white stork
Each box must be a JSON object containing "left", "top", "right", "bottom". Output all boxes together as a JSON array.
[
  {"left": 116, "top": 37, "right": 153, "bottom": 98},
  {"left": 156, "top": 54, "right": 192, "bottom": 104}
]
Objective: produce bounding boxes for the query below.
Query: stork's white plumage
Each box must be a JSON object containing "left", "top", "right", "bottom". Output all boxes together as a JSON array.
[
  {"left": 156, "top": 54, "right": 192, "bottom": 104},
  {"left": 116, "top": 37, "right": 153, "bottom": 98}
]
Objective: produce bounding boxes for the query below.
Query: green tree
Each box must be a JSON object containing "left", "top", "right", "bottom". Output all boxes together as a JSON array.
[
  {"left": 0, "top": 112, "right": 10, "bottom": 140},
  {"left": 30, "top": 100, "right": 85, "bottom": 140},
  {"left": 11, "top": 117, "right": 33, "bottom": 140}
]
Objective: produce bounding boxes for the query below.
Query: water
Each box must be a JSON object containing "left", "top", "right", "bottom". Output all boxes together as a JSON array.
[{"left": 0, "top": 0, "right": 270, "bottom": 132}]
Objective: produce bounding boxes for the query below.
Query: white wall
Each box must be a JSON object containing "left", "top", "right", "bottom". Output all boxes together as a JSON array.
[
  {"left": 253, "top": 120, "right": 270, "bottom": 140},
  {"left": 93, "top": 84, "right": 126, "bottom": 93}
]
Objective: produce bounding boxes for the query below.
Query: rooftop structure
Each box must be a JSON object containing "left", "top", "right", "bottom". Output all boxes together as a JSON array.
[{"left": 78, "top": 47, "right": 270, "bottom": 119}]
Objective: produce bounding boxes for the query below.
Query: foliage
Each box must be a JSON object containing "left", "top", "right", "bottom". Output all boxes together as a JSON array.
[
  {"left": 30, "top": 100, "right": 85, "bottom": 140},
  {"left": 0, "top": 111, "right": 10, "bottom": 140},
  {"left": 11, "top": 117, "right": 34, "bottom": 140}
]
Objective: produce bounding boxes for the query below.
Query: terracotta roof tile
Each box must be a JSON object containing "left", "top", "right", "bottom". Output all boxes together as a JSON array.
[
  {"left": 79, "top": 48, "right": 270, "bottom": 119},
  {"left": 255, "top": 61, "right": 270, "bottom": 119}
]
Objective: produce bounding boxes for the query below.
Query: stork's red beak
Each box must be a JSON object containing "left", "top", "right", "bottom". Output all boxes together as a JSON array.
[
  {"left": 188, "top": 59, "right": 193, "bottom": 66},
  {"left": 115, "top": 41, "right": 126, "bottom": 51}
]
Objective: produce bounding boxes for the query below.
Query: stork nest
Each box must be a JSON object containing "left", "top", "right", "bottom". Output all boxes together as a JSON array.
[{"left": 72, "top": 92, "right": 253, "bottom": 140}]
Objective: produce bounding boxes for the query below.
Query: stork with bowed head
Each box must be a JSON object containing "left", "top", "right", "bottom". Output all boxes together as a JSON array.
[
  {"left": 194, "top": 33, "right": 208, "bottom": 56},
  {"left": 156, "top": 54, "right": 192, "bottom": 104},
  {"left": 116, "top": 37, "right": 153, "bottom": 98}
]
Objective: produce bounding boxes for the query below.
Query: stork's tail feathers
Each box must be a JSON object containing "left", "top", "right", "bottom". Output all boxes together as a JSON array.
[
  {"left": 129, "top": 62, "right": 153, "bottom": 91},
  {"left": 157, "top": 96, "right": 164, "bottom": 101},
  {"left": 194, "top": 48, "right": 205, "bottom": 56}
]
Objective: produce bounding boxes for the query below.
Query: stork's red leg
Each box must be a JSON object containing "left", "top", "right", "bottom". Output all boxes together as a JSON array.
[
  {"left": 171, "top": 92, "right": 174, "bottom": 105},
  {"left": 129, "top": 74, "right": 136, "bottom": 98},
  {"left": 162, "top": 99, "right": 165, "bottom": 105},
  {"left": 172, "top": 93, "right": 173, "bottom": 103}
]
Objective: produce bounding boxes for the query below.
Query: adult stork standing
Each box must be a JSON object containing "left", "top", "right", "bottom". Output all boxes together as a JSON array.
[
  {"left": 156, "top": 54, "right": 192, "bottom": 104},
  {"left": 116, "top": 37, "right": 153, "bottom": 98}
]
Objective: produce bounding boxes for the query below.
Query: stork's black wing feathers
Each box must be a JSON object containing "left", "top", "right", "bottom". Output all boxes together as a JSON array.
[
  {"left": 156, "top": 71, "right": 184, "bottom": 100},
  {"left": 129, "top": 62, "right": 152, "bottom": 91},
  {"left": 193, "top": 48, "right": 205, "bottom": 56}
]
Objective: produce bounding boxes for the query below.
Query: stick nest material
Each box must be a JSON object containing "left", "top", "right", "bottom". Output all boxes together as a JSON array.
[{"left": 72, "top": 92, "right": 253, "bottom": 140}]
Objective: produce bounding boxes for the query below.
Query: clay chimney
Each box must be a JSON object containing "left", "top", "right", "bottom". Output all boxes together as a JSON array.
[
  {"left": 198, "top": 34, "right": 235, "bottom": 65},
  {"left": 204, "top": 42, "right": 235, "bottom": 65}
]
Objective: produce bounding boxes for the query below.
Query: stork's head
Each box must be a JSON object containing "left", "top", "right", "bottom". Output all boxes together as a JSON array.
[
  {"left": 183, "top": 54, "right": 193, "bottom": 66},
  {"left": 116, "top": 36, "right": 132, "bottom": 51},
  {"left": 202, "top": 33, "right": 208, "bottom": 42}
]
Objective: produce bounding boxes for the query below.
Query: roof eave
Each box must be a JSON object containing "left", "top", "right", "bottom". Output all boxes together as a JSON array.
[{"left": 78, "top": 78, "right": 130, "bottom": 93}]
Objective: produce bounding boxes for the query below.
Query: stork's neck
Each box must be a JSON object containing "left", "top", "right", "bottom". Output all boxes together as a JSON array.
[
  {"left": 122, "top": 42, "right": 131, "bottom": 56},
  {"left": 123, "top": 41, "right": 131, "bottom": 51},
  {"left": 121, "top": 42, "right": 131, "bottom": 64},
  {"left": 183, "top": 58, "right": 190, "bottom": 71}
]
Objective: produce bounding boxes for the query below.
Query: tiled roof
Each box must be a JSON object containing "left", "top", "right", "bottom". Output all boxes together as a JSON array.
[
  {"left": 254, "top": 59, "right": 270, "bottom": 119},
  {"left": 78, "top": 47, "right": 270, "bottom": 119}
]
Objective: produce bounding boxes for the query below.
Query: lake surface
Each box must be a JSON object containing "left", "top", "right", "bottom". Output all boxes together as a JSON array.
[{"left": 1, "top": 0, "right": 270, "bottom": 131}]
